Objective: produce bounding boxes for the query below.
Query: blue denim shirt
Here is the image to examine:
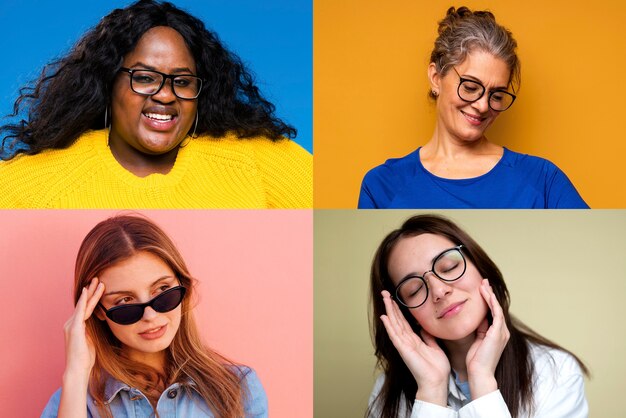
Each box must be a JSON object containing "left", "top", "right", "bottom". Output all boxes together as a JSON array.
[{"left": 41, "top": 367, "right": 267, "bottom": 417}]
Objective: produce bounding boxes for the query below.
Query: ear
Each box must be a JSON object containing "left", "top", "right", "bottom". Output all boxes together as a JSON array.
[{"left": 428, "top": 62, "right": 441, "bottom": 95}]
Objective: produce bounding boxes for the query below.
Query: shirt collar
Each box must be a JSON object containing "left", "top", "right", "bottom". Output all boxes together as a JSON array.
[{"left": 102, "top": 374, "right": 198, "bottom": 404}]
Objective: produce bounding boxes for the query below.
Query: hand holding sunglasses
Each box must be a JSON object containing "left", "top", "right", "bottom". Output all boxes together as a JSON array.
[{"left": 99, "top": 286, "right": 186, "bottom": 325}]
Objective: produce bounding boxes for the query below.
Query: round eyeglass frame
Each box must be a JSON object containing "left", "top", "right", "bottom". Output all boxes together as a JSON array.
[
  {"left": 452, "top": 67, "right": 516, "bottom": 112},
  {"left": 393, "top": 245, "right": 466, "bottom": 309},
  {"left": 119, "top": 67, "right": 203, "bottom": 100}
]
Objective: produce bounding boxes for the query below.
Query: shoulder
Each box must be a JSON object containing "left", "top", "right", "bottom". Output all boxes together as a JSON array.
[
  {"left": 501, "top": 149, "right": 588, "bottom": 208},
  {"left": 501, "top": 148, "right": 568, "bottom": 177},
  {"left": 40, "top": 388, "right": 62, "bottom": 418},
  {"left": 529, "top": 343, "right": 585, "bottom": 380},
  {"left": 193, "top": 134, "right": 311, "bottom": 167},
  {"left": 359, "top": 149, "right": 420, "bottom": 209},
  {"left": 0, "top": 131, "right": 101, "bottom": 207},
  {"left": 528, "top": 343, "right": 588, "bottom": 416},
  {"left": 193, "top": 134, "right": 312, "bottom": 208},
  {"left": 233, "top": 366, "right": 268, "bottom": 418},
  {"left": 362, "top": 149, "right": 420, "bottom": 183}
]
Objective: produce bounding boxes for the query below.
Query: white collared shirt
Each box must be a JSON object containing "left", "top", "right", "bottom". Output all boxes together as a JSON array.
[{"left": 369, "top": 343, "right": 588, "bottom": 418}]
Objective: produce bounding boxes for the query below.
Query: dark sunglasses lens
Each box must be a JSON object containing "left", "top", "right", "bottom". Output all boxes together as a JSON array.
[
  {"left": 152, "top": 287, "right": 185, "bottom": 313},
  {"left": 108, "top": 306, "right": 145, "bottom": 325}
]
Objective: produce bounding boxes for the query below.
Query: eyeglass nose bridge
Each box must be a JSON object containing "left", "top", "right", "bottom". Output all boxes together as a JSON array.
[{"left": 148, "top": 74, "right": 179, "bottom": 97}]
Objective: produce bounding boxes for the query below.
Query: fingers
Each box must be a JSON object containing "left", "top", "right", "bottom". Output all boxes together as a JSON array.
[
  {"left": 479, "top": 279, "right": 509, "bottom": 342},
  {"left": 84, "top": 279, "right": 105, "bottom": 320},
  {"left": 380, "top": 291, "right": 423, "bottom": 349},
  {"left": 381, "top": 290, "right": 413, "bottom": 335}
]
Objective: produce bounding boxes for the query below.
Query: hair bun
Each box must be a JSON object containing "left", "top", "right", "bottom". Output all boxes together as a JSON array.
[{"left": 438, "top": 6, "right": 496, "bottom": 35}]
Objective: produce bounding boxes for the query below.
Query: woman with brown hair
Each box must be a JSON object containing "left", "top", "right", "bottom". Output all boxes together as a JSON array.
[
  {"left": 368, "top": 214, "right": 588, "bottom": 417},
  {"left": 41, "top": 214, "right": 266, "bottom": 417}
]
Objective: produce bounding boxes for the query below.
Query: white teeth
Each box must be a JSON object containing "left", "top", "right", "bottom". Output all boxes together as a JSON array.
[{"left": 144, "top": 113, "right": 174, "bottom": 121}]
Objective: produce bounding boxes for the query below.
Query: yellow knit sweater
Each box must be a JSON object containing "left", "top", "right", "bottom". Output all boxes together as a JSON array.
[{"left": 0, "top": 130, "right": 312, "bottom": 208}]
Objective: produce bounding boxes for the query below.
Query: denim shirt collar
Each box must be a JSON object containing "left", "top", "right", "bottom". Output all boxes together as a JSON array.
[{"left": 102, "top": 374, "right": 198, "bottom": 404}]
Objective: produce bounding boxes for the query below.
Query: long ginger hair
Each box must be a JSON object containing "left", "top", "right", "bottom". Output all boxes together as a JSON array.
[{"left": 74, "top": 214, "right": 245, "bottom": 417}]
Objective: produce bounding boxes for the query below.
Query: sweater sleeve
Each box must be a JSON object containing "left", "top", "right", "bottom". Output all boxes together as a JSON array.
[{"left": 253, "top": 139, "right": 312, "bottom": 208}]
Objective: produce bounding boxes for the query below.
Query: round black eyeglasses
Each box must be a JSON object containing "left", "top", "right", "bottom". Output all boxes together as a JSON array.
[
  {"left": 100, "top": 286, "right": 186, "bottom": 325},
  {"left": 119, "top": 67, "right": 203, "bottom": 100},
  {"left": 452, "top": 68, "right": 516, "bottom": 112},
  {"left": 394, "top": 245, "right": 466, "bottom": 309}
]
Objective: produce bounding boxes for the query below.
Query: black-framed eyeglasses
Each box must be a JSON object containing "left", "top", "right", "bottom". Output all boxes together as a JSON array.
[
  {"left": 394, "top": 245, "right": 466, "bottom": 309},
  {"left": 99, "top": 286, "right": 186, "bottom": 325},
  {"left": 119, "top": 67, "right": 203, "bottom": 100},
  {"left": 452, "top": 68, "right": 516, "bottom": 112}
]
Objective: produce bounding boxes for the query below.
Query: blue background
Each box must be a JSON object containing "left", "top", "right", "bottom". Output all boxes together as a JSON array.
[{"left": 0, "top": 0, "right": 312, "bottom": 153}]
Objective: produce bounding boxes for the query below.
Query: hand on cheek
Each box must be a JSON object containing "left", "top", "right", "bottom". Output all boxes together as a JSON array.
[
  {"left": 379, "top": 290, "right": 451, "bottom": 407},
  {"left": 465, "top": 279, "right": 510, "bottom": 399}
]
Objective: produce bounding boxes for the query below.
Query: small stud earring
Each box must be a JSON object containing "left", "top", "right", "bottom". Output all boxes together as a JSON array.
[{"left": 432, "top": 90, "right": 439, "bottom": 97}]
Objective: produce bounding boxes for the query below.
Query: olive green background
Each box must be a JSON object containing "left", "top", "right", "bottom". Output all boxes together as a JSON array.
[{"left": 314, "top": 210, "right": 626, "bottom": 417}]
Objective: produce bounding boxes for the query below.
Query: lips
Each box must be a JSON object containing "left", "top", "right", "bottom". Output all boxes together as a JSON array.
[
  {"left": 461, "top": 110, "right": 485, "bottom": 126},
  {"left": 141, "top": 106, "right": 179, "bottom": 131},
  {"left": 138, "top": 324, "right": 167, "bottom": 340},
  {"left": 438, "top": 300, "right": 467, "bottom": 319}
]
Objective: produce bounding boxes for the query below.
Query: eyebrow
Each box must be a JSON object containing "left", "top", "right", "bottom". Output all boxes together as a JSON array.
[
  {"left": 103, "top": 275, "right": 177, "bottom": 297},
  {"left": 395, "top": 248, "right": 450, "bottom": 283},
  {"left": 460, "top": 73, "right": 509, "bottom": 91},
  {"left": 126, "top": 61, "right": 195, "bottom": 74}
]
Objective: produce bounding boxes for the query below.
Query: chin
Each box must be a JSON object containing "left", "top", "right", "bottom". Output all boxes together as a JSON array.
[{"left": 137, "top": 135, "right": 182, "bottom": 154}]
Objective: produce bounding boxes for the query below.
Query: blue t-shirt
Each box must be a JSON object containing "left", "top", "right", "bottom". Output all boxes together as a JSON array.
[{"left": 358, "top": 147, "right": 589, "bottom": 209}]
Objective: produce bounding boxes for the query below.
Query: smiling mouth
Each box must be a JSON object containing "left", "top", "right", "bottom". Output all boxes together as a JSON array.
[
  {"left": 461, "top": 111, "right": 485, "bottom": 125},
  {"left": 438, "top": 300, "right": 467, "bottom": 318},
  {"left": 143, "top": 112, "right": 176, "bottom": 122},
  {"left": 142, "top": 325, "right": 163, "bottom": 333}
]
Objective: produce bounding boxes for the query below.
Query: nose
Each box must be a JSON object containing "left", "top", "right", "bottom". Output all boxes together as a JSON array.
[
  {"left": 425, "top": 273, "right": 453, "bottom": 302},
  {"left": 471, "top": 93, "right": 490, "bottom": 114},
  {"left": 151, "top": 79, "right": 176, "bottom": 104},
  {"left": 141, "top": 306, "right": 159, "bottom": 321}
]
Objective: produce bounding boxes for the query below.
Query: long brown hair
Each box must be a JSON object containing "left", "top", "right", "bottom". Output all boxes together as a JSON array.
[
  {"left": 368, "top": 214, "right": 588, "bottom": 418},
  {"left": 75, "top": 214, "right": 245, "bottom": 417}
]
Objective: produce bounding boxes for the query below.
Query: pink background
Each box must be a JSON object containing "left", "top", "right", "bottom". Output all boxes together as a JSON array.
[{"left": 0, "top": 210, "right": 312, "bottom": 417}]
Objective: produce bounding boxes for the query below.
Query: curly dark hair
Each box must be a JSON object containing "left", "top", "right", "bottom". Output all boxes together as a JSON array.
[{"left": 0, "top": 0, "right": 296, "bottom": 160}]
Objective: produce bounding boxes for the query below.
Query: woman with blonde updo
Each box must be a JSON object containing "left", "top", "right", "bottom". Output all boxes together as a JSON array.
[{"left": 359, "top": 6, "right": 587, "bottom": 209}]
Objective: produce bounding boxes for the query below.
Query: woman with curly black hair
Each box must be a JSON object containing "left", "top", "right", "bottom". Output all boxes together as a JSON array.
[{"left": 0, "top": 0, "right": 311, "bottom": 208}]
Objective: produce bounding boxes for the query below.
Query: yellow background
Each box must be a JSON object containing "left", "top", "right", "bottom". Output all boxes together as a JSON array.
[
  {"left": 314, "top": 0, "right": 626, "bottom": 208},
  {"left": 315, "top": 210, "right": 626, "bottom": 417}
]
